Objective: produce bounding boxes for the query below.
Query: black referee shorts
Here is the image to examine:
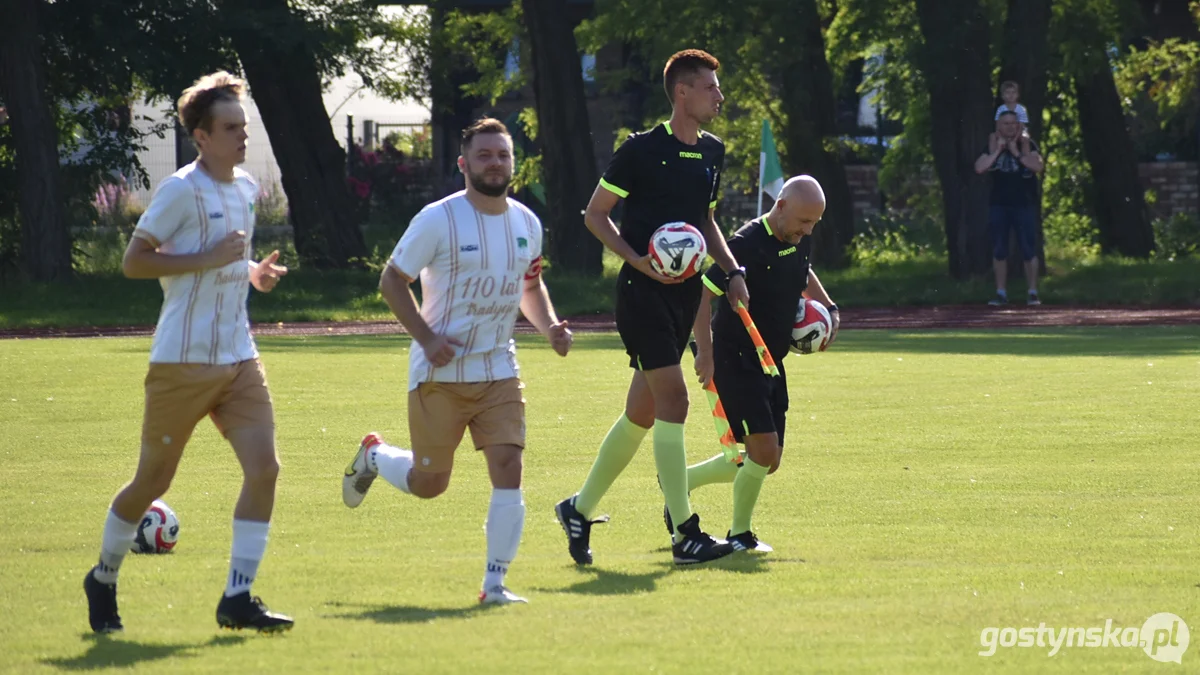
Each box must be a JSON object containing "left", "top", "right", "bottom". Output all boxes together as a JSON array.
[
  {"left": 615, "top": 271, "right": 702, "bottom": 371},
  {"left": 711, "top": 346, "right": 788, "bottom": 447}
]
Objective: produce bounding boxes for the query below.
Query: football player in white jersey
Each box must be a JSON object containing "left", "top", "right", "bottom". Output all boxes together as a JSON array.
[
  {"left": 84, "top": 71, "right": 293, "bottom": 634},
  {"left": 342, "top": 118, "right": 571, "bottom": 605}
]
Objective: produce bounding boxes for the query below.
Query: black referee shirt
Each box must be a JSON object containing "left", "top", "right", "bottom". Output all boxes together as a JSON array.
[
  {"left": 703, "top": 217, "right": 811, "bottom": 363},
  {"left": 601, "top": 122, "right": 725, "bottom": 264}
]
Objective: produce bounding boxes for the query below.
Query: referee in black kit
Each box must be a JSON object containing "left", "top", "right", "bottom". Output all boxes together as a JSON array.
[
  {"left": 688, "top": 175, "right": 840, "bottom": 552},
  {"left": 556, "top": 49, "right": 751, "bottom": 566}
]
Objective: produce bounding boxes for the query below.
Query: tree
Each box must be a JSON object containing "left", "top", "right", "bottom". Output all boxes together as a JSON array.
[
  {"left": 1076, "top": 61, "right": 1156, "bottom": 256},
  {"left": 217, "top": 0, "right": 377, "bottom": 268},
  {"left": 0, "top": 0, "right": 71, "bottom": 281},
  {"left": 579, "top": 0, "right": 856, "bottom": 266},
  {"left": 998, "top": 0, "right": 1052, "bottom": 279},
  {"left": 998, "top": 0, "right": 1052, "bottom": 142},
  {"left": 773, "top": 0, "right": 855, "bottom": 267},
  {"left": 520, "top": 0, "right": 602, "bottom": 274},
  {"left": 914, "top": 0, "right": 995, "bottom": 279},
  {"left": 1058, "top": 0, "right": 1155, "bottom": 257}
]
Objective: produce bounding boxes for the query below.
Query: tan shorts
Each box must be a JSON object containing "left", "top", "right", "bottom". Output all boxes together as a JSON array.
[
  {"left": 407, "top": 378, "right": 525, "bottom": 473},
  {"left": 141, "top": 359, "right": 274, "bottom": 451}
]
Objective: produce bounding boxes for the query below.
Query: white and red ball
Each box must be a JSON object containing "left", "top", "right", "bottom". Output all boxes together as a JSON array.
[
  {"left": 790, "top": 299, "right": 833, "bottom": 355},
  {"left": 648, "top": 222, "right": 706, "bottom": 280},
  {"left": 131, "top": 499, "right": 180, "bottom": 554}
]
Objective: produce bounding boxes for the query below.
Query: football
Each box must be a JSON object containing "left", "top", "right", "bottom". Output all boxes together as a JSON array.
[
  {"left": 790, "top": 299, "right": 833, "bottom": 355},
  {"left": 131, "top": 499, "right": 180, "bottom": 554},
  {"left": 648, "top": 222, "right": 706, "bottom": 280}
]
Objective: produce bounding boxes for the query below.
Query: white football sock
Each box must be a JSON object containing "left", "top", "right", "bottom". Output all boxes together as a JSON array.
[
  {"left": 94, "top": 509, "right": 139, "bottom": 584},
  {"left": 375, "top": 443, "right": 413, "bottom": 494},
  {"left": 225, "top": 519, "right": 270, "bottom": 597},
  {"left": 483, "top": 489, "right": 525, "bottom": 590}
]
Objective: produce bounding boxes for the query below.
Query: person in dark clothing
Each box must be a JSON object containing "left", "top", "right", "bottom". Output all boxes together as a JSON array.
[{"left": 975, "top": 110, "right": 1045, "bottom": 306}]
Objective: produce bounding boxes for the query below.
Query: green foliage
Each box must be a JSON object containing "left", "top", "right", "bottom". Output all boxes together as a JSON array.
[
  {"left": 1151, "top": 212, "right": 1200, "bottom": 259},
  {"left": 1040, "top": 72, "right": 1092, "bottom": 221},
  {"left": 849, "top": 209, "right": 945, "bottom": 267},
  {"left": 829, "top": 1, "right": 944, "bottom": 223},
  {"left": 382, "top": 125, "right": 433, "bottom": 160},
  {"left": 578, "top": 0, "right": 791, "bottom": 191},
  {"left": 254, "top": 178, "right": 291, "bottom": 231},
  {"left": 1042, "top": 212, "right": 1101, "bottom": 261},
  {"left": 1114, "top": 38, "right": 1200, "bottom": 160},
  {"left": 71, "top": 230, "right": 131, "bottom": 276},
  {"left": 440, "top": 3, "right": 525, "bottom": 104}
]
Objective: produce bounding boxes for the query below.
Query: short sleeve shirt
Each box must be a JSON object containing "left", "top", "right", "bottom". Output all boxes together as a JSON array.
[
  {"left": 132, "top": 162, "right": 258, "bottom": 365},
  {"left": 703, "top": 217, "right": 811, "bottom": 365},
  {"left": 600, "top": 122, "right": 724, "bottom": 277},
  {"left": 389, "top": 191, "right": 544, "bottom": 390}
]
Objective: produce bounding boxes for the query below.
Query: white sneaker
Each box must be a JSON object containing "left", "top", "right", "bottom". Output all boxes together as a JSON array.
[
  {"left": 479, "top": 585, "right": 528, "bottom": 605},
  {"left": 342, "top": 433, "right": 381, "bottom": 508}
]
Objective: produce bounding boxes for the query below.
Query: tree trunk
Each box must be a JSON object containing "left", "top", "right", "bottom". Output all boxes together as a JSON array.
[
  {"left": 219, "top": 0, "right": 367, "bottom": 269},
  {"left": 915, "top": 0, "right": 995, "bottom": 280},
  {"left": 998, "top": 0, "right": 1051, "bottom": 141},
  {"left": 775, "top": 0, "right": 854, "bottom": 269},
  {"left": 1075, "top": 56, "right": 1155, "bottom": 257},
  {"left": 0, "top": 0, "right": 71, "bottom": 281},
  {"left": 999, "top": 0, "right": 1051, "bottom": 278},
  {"left": 520, "top": 0, "right": 602, "bottom": 275},
  {"left": 1134, "top": 0, "right": 1200, "bottom": 43},
  {"left": 429, "top": 5, "right": 477, "bottom": 198}
]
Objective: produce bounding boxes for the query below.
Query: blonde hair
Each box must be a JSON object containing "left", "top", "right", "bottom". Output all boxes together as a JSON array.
[{"left": 177, "top": 71, "right": 246, "bottom": 134}]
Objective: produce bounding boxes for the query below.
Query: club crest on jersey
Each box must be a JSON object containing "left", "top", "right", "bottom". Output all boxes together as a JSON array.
[{"left": 517, "top": 237, "right": 528, "bottom": 249}]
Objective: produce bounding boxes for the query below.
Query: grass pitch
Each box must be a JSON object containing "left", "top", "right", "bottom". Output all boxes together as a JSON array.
[{"left": 1, "top": 328, "right": 1197, "bottom": 673}]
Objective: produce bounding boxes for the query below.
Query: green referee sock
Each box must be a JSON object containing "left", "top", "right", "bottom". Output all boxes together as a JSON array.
[
  {"left": 653, "top": 420, "right": 692, "bottom": 543},
  {"left": 730, "top": 458, "right": 771, "bottom": 536},
  {"left": 687, "top": 453, "right": 740, "bottom": 492},
  {"left": 575, "top": 414, "right": 648, "bottom": 519}
]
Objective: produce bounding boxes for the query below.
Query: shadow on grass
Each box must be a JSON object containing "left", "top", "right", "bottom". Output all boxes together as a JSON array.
[
  {"left": 43, "top": 633, "right": 246, "bottom": 671},
  {"left": 534, "top": 567, "right": 671, "bottom": 596},
  {"left": 646, "top": 551, "right": 805, "bottom": 575},
  {"left": 322, "top": 600, "right": 492, "bottom": 624}
]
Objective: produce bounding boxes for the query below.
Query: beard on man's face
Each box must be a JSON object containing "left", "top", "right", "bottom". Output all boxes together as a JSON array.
[{"left": 467, "top": 167, "right": 511, "bottom": 197}]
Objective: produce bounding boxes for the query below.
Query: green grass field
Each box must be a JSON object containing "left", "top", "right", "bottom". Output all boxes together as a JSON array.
[{"left": 2, "top": 328, "right": 1198, "bottom": 673}]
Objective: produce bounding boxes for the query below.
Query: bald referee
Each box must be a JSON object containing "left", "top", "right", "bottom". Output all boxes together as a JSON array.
[{"left": 683, "top": 176, "right": 840, "bottom": 551}]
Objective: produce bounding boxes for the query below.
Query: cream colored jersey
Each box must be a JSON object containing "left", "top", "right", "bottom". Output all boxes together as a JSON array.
[
  {"left": 132, "top": 162, "right": 258, "bottom": 365},
  {"left": 389, "top": 191, "right": 544, "bottom": 390}
]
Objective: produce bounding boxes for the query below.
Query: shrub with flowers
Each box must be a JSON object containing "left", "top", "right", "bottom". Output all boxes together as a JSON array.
[
  {"left": 91, "top": 178, "right": 145, "bottom": 232},
  {"left": 346, "top": 139, "right": 432, "bottom": 222}
]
